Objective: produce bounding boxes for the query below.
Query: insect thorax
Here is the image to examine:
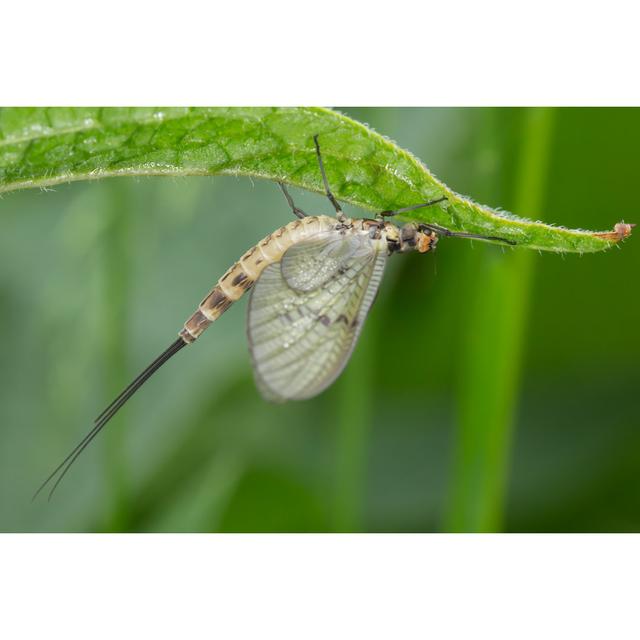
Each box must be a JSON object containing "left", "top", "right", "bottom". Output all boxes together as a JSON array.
[{"left": 345, "top": 218, "right": 437, "bottom": 255}]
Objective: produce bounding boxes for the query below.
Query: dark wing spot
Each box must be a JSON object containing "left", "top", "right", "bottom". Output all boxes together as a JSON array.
[{"left": 317, "top": 314, "right": 331, "bottom": 326}]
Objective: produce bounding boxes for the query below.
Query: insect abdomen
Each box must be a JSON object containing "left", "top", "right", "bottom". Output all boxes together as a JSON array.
[{"left": 179, "top": 216, "right": 334, "bottom": 343}]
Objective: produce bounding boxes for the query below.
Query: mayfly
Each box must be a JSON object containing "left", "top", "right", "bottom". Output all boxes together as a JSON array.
[{"left": 34, "top": 136, "right": 516, "bottom": 500}]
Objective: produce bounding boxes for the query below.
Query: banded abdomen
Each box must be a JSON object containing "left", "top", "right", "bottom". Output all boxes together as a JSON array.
[{"left": 179, "top": 215, "right": 337, "bottom": 343}]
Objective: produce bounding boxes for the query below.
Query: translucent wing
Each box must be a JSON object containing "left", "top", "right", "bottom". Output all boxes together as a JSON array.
[
  {"left": 281, "top": 231, "right": 376, "bottom": 291},
  {"left": 247, "top": 232, "right": 387, "bottom": 402}
]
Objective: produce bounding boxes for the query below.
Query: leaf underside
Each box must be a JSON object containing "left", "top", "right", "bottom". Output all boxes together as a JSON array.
[{"left": 0, "top": 107, "right": 632, "bottom": 253}]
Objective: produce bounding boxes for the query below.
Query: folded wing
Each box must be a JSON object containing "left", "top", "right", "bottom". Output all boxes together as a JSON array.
[{"left": 247, "top": 232, "right": 387, "bottom": 402}]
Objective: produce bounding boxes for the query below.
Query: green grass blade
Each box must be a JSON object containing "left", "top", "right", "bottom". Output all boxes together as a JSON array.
[
  {"left": 446, "top": 108, "right": 556, "bottom": 532},
  {"left": 0, "top": 107, "right": 629, "bottom": 253}
]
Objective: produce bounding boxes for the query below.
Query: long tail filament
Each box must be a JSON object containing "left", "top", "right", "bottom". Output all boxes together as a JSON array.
[{"left": 33, "top": 337, "right": 187, "bottom": 501}]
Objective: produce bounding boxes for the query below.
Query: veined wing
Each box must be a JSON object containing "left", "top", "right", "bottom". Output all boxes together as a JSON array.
[
  {"left": 247, "top": 232, "right": 387, "bottom": 402},
  {"left": 280, "top": 231, "right": 376, "bottom": 291}
]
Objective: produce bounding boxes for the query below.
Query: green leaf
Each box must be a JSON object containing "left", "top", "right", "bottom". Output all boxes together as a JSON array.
[{"left": 0, "top": 107, "right": 632, "bottom": 252}]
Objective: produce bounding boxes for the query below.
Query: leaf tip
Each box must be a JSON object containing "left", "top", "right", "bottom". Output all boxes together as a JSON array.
[{"left": 593, "top": 221, "right": 635, "bottom": 242}]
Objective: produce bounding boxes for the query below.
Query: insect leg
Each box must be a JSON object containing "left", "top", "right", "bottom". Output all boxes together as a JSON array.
[
  {"left": 379, "top": 196, "right": 515, "bottom": 245},
  {"left": 313, "top": 134, "right": 346, "bottom": 222},
  {"left": 378, "top": 196, "right": 448, "bottom": 218},
  {"left": 278, "top": 182, "right": 307, "bottom": 219},
  {"left": 418, "top": 222, "right": 516, "bottom": 246}
]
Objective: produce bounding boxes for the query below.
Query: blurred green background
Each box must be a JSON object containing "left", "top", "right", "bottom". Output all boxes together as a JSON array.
[{"left": 0, "top": 108, "right": 637, "bottom": 532}]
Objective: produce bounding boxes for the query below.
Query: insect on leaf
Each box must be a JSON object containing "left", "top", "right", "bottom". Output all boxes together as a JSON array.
[{"left": 0, "top": 107, "right": 632, "bottom": 253}]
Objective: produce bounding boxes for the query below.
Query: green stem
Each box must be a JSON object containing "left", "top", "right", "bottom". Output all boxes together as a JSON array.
[{"left": 446, "top": 108, "right": 556, "bottom": 532}]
